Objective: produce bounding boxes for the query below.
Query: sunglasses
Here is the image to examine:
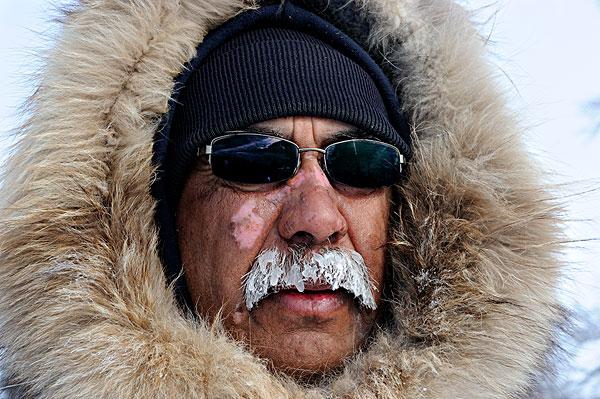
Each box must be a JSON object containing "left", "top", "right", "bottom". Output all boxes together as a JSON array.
[{"left": 201, "top": 132, "right": 405, "bottom": 188}]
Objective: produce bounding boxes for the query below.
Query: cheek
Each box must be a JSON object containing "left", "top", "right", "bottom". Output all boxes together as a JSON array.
[
  {"left": 178, "top": 182, "right": 281, "bottom": 319},
  {"left": 230, "top": 199, "right": 263, "bottom": 249},
  {"left": 347, "top": 194, "right": 389, "bottom": 245},
  {"left": 343, "top": 191, "right": 390, "bottom": 289},
  {"left": 229, "top": 188, "right": 290, "bottom": 250},
  {"left": 177, "top": 180, "right": 230, "bottom": 279}
]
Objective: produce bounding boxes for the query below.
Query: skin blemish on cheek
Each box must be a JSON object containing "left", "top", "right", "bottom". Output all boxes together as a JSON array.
[
  {"left": 230, "top": 198, "right": 265, "bottom": 250},
  {"left": 229, "top": 187, "right": 291, "bottom": 250}
]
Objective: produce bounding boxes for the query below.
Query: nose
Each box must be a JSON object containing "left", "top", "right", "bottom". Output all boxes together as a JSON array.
[{"left": 278, "top": 156, "right": 348, "bottom": 247}]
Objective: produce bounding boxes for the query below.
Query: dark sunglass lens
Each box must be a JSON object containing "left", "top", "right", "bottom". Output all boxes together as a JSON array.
[
  {"left": 210, "top": 134, "right": 298, "bottom": 184},
  {"left": 325, "top": 140, "right": 401, "bottom": 188}
]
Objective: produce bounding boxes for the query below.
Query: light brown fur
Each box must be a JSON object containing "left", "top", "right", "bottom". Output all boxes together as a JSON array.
[{"left": 0, "top": 0, "right": 564, "bottom": 397}]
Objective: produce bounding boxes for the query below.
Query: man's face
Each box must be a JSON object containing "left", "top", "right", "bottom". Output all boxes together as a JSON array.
[{"left": 177, "top": 116, "right": 390, "bottom": 375}]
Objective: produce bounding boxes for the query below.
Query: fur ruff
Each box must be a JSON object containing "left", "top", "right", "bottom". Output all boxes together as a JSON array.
[{"left": 0, "top": 0, "right": 564, "bottom": 397}]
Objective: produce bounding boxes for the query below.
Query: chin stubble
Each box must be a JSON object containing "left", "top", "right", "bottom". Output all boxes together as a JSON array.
[{"left": 242, "top": 247, "right": 377, "bottom": 311}]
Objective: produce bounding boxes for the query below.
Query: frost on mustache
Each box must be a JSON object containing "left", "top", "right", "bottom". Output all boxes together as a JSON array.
[{"left": 242, "top": 248, "right": 377, "bottom": 311}]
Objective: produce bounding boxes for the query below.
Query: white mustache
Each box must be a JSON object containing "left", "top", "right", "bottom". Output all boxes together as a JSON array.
[{"left": 242, "top": 247, "right": 377, "bottom": 311}]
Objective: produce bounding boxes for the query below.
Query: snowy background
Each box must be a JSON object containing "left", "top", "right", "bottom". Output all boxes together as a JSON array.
[{"left": 1, "top": 0, "right": 599, "bottom": 396}]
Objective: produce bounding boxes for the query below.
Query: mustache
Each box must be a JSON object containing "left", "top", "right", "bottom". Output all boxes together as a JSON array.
[{"left": 242, "top": 247, "right": 377, "bottom": 311}]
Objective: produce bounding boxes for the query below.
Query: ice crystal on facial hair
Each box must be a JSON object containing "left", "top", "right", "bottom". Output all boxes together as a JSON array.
[{"left": 243, "top": 248, "right": 377, "bottom": 311}]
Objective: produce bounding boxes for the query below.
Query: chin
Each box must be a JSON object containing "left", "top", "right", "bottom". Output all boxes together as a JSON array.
[
  {"left": 228, "top": 289, "right": 378, "bottom": 379},
  {"left": 259, "top": 330, "right": 355, "bottom": 378}
]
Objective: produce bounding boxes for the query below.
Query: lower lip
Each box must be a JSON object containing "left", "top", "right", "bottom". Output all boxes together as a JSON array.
[{"left": 275, "top": 289, "right": 348, "bottom": 315}]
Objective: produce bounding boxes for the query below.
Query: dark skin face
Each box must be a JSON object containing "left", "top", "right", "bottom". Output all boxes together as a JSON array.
[{"left": 177, "top": 116, "right": 390, "bottom": 376}]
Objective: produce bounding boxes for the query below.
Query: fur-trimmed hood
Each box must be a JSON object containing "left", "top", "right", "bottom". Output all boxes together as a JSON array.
[{"left": 0, "top": 0, "right": 563, "bottom": 397}]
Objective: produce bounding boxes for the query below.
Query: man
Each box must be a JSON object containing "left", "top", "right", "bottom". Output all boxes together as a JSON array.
[
  {"left": 154, "top": 11, "right": 412, "bottom": 377},
  {"left": 0, "top": 0, "right": 563, "bottom": 398}
]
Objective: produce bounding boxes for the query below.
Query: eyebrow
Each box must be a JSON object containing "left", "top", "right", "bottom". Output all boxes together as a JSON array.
[{"left": 233, "top": 126, "right": 380, "bottom": 147}]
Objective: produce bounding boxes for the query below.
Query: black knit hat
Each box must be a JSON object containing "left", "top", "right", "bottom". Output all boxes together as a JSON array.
[{"left": 152, "top": 3, "right": 412, "bottom": 306}]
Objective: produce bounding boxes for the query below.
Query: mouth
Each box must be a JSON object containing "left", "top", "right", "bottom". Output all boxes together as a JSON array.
[{"left": 263, "top": 284, "right": 351, "bottom": 316}]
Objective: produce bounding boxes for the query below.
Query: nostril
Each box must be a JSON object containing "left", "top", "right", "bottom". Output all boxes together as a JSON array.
[{"left": 288, "top": 231, "right": 315, "bottom": 247}]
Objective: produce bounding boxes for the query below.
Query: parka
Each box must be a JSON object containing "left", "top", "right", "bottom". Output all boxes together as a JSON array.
[{"left": 0, "top": 0, "right": 564, "bottom": 397}]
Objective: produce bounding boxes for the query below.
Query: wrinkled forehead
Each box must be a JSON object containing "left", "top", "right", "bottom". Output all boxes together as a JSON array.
[{"left": 248, "top": 116, "right": 379, "bottom": 147}]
